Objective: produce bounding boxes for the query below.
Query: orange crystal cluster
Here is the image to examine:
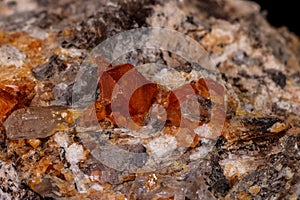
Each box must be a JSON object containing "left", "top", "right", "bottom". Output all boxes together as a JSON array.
[{"left": 82, "top": 63, "right": 225, "bottom": 145}]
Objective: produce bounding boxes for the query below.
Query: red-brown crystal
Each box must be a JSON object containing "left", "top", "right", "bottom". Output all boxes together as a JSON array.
[
  {"left": 94, "top": 64, "right": 224, "bottom": 140},
  {"left": 0, "top": 80, "right": 35, "bottom": 121},
  {"left": 0, "top": 89, "right": 17, "bottom": 121}
]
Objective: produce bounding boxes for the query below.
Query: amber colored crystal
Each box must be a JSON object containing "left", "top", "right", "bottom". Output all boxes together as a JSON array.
[
  {"left": 191, "top": 78, "right": 210, "bottom": 98},
  {"left": 165, "top": 91, "right": 181, "bottom": 127},
  {"left": 0, "top": 79, "right": 35, "bottom": 121},
  {"left": 33, "top": 157, "right": 51, "bottom": 177},
  {"left": 129, "top": 83, "right": 158, "bottom": 119},
  {"left": 98, "top": 64, "right": 160, "bottom": 127},
  {"left": 0, "top": 89, "right": 18, "bottom": 121},
  {"left": 111, "top": 83, "right": 158, "bottom": 128},
  {"left": 165, "top": 83, "right": 202, "bottom": 128},
  {"left": 94, "top": 64, "right": 224, "bottom": 140},
  {"left": 98, "top": 64, "right": 134, "bottom": 102},
  {"left": 94, "top": 101, "right": 106, "bottom": 121},
  {"left": 26, "top": 139, "right": 42, "bottom": 148}
]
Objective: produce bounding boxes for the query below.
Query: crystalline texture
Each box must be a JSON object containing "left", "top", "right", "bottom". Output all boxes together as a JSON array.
[
  {"left": 0, "top": 89, "right": 18, "bottom": 121},
  {"left": 4, "top": 106, "right": 70, "bottom": 139}
]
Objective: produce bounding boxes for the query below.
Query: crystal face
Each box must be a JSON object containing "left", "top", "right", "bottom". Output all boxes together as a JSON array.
[
  {"left": 94, "top": 63, "right": 224, "bottom": 139},
  {"left": 0, "top": 89, "right": 17, "bottom": 121},
  {"left": 0, "top": 80, "right": 35, "bottom": 121}
]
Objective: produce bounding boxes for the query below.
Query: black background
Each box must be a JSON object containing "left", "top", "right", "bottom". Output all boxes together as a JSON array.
[{"left": 253, "top": 0, "right": 299, "bottom": 36}]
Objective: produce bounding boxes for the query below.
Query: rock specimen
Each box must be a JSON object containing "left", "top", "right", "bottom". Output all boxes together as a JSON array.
[{"left": 0, "top": 0, "right": 300, "bottom": 199}]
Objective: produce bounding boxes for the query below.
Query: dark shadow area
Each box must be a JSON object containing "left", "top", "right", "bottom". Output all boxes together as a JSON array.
[{"left": 253, "top": 0, "right": 300, "bottom": 36}]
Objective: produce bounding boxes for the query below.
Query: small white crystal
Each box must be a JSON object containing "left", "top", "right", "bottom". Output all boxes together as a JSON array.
[
  {"left": 0, "top": 45, "right": 26, "bottom": 68},
  {"left": 146, "top": 135, "right": 177, "bottom": 159},
  {"left": 194, "top": 124, "right": 213, "bottom": 138},
  {"left": 54, "top": 132, "right": 70, "bottom": 149},
  {"left": 66, "top": 143, "right": 85, "bottom": 164},
  {"left": 91, "top": 183, "right": 103, "bottom": 191},
  {"left": 69, "top": 164, "right": 88, "bottom": 193}
]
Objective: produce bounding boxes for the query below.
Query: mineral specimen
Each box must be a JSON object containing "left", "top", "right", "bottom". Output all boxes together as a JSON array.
[{"left": 0, "top": 0, "right": 300, "bottom": 199}]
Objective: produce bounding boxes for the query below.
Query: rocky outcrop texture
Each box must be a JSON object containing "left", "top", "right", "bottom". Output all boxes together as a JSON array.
[{"left": 0, "top": 0, "right": 300, "bottom": 199}]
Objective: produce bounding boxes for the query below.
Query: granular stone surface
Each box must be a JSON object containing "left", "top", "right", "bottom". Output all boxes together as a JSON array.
[{"left": 0, "top": 0, "right": 300, "bottom": 199}]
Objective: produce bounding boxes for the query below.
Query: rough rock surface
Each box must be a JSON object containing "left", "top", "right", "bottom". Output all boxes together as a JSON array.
[{"left": 0, "top": 0, "right": 300, "bottom": 199}]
